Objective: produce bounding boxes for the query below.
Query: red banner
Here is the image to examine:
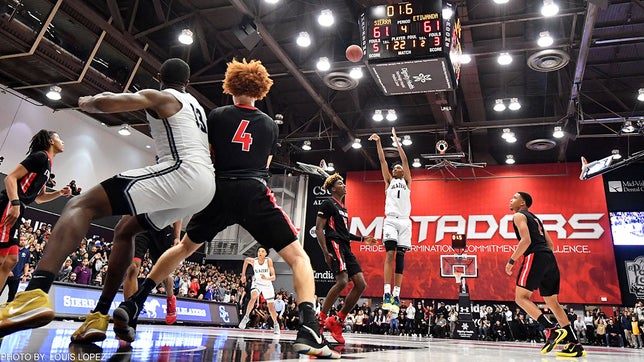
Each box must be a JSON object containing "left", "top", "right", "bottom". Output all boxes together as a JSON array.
[{"left": 345, "top": 163, "right": 621, "bottom": 304}]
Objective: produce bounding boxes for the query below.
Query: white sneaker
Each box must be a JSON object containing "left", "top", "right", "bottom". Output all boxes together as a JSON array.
[
  {"left": 239, "top": 315, "right": 249, "bottom": 329},
  {"left": 274, "top": 324, "right": 280, "bottom": 335}
]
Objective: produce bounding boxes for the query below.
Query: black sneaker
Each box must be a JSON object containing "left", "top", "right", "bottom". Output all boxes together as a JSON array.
[
  {"left": 293, "top": 323, "right": 340, "bottom": 359},
  {"left": 556, "top": 342, "right": 586, "bottom": 357},
  {"left": 113, "top": 300, "right": 139, "bottom": 343},
  {"left": 541, "top": 327, "right": 567, "bottom": 354}
]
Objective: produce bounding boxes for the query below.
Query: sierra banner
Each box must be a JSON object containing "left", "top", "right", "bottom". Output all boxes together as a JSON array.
[{"left": 343, "top": 163, "right": 621, "bottom": 304}]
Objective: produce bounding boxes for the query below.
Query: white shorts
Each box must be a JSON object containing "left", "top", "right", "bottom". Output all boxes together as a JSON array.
[
  {"left": 383, "top": 216, "right": 412, "bottom": 250},
  {"left": 117, "top": 161, "right": 215, "bottom": 229},
  {"left": 251, "top": 282, "right": 275, "bottom": 301}
]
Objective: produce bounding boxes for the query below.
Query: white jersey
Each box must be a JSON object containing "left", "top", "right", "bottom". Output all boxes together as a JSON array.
[
  {"left": 146, "top": 88, "right": 212, "bottom": 167},
  {"left": 253, "top": 258, "right": 272, "bottom": 287},
  {"left": 385, "top": 177, "right": 411, "bottom": 218}
]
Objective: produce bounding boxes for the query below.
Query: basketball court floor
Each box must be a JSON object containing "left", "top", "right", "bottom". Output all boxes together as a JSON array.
[{"left": 0, "top": 320, "right": 641, "bottom": 361}]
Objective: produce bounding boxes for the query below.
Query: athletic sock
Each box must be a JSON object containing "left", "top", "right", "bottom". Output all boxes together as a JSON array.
[
  {"left": 93, "top": 295, "right": 112, "bottom": 315},
  {"left": 298, "top": 302, "right": 317, "bottom": 325},
  {"left": 537, "top": 314, "right": 556, "bottom": 329},
  {"left": 563, "top": 324, "right": 579, "bottom": 343},
  {"left": 132, "top": 278, "right": 157, "bottom": 310},
  {"left": 25, "top": 270, "right": 56, "bottom": 293},
  {"left": 393, "top": 286, "right": 401, "bottom": 297},
  {"left": 338, "top": 311, "right": 347, "bottom": 321},
  {"left": 384, "top": 284, "right": 391, "bottom": 295}
]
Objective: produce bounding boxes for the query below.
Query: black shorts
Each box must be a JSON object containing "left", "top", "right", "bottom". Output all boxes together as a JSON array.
[
  {"left": 134, "top": 225, "right": 174, "bottom": 263},
  {"left": 516, "top": 251, "right": 560, "bottom": 296},
  {"left": 0, "top": 194, "right": 24, "bottom": 249},
  {"left": 186, "top": 178, "right": 298, "bottom": 252},
  {"left": 327, "top": 239, "right": 362, "bottom": 278}
]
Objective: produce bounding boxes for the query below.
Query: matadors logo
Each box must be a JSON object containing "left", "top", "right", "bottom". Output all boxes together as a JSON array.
[{"left": 625, "top": 256, "right": 644, "bottom": 298}]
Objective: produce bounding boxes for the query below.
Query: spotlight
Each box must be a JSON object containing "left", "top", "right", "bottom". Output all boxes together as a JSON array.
[
  {"left": 316, "top": 57, "right": 330, "bottom": 71},
  {"left": 552, "top": 126, "right": 564, "bottom": 138},
  {"left": 274, "top": 114, "right": 284, "bottom": 125},
  {"left": 493, "top": 99, "right": 506, "bottom": 112},
  {"left": 326, "top": 162, "right": 335, "bottom": 172},
  {"left": 493, "top": 0, "right": 509, "bottom": 3},
  {"left": 264, "top": 0, "right": 280, "bottom": 4},
  {"left": 296, "top": 32, "right": 311, "bottom": 47},
  {"left": 460, "top": 54, "right": 472, "bottom": 64},
  {"left": 638, "top": 88, "right": 644, "bottom": 102},
  {"left": 386, "top": 109, "right": 397, "bottom": 122},
  {"left": 497, "top": 52, "right": 513, "bottom": 65},
  {"left": 118, "top": 124, "right": 132, "bottom": 136},
  {"left": 318, "top": 9, "right": 334, "bottom": 27},
  {"left": 391, "top": 137, "right": 402, "bottom": 147},
  {"left": 505, "top": 154, "right": 516, "bottom": 164},
  {"left": 611, "top": 149, "right": 622, "bottom": 160},
  {"left": 442, "top": 8, "right": 453, "bottom": 19},
  {"left": 622, "top": 120, "right": 635, "bottom": 133},
  {"left": 501, "top": 128, "right": 516, "bottom": 143},
  {"left": 508, "top": 98, "right": 521, "bottom": 111},
  {"left": 302, "top": 140, "right": 311, "bottom": 151},
  {"left": 372, "top": 110, "right": 384, "bottom": 122},
  {"left": 537, "top": 31, "right": 554, "bottom": 47},
  {"left": 46, "top": 86, "right": 62, "bottom": 100},
  {"left": 402, "top": 135, "right": 412, "bottom": 146},
  {"left": 178, "top": 29, "right": 194, "bottom": 45},
  {"left": 352, "top": 138, "right": 362, "bottom": 149},
  {"left": 541, "top": 0, "right": 559, "bottom": 17},
  {"left": 412, "top": 158, "right": 422, "bottom": 168},
  {"left": 349, "top": 67, "right": 363, "bottom": 79}
]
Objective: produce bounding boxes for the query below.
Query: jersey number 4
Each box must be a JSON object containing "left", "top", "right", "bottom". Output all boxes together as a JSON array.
[{"left": 232, "top": 120, "right": 253, "bottom": 151}]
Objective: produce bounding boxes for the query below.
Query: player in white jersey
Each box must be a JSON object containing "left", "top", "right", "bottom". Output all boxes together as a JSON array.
[
  {"left": 0, "top": 58, "right": 216, "bottom": 341},
  {"left": 238, "top": 247, "right": 281, "bottom": 334},
  {"left": 369, "top": 128, "right": 412, "bottom": 313}
]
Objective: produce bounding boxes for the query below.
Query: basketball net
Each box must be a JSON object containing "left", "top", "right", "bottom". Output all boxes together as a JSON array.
[{"left": 454, "top": 271, "right": 463, "bottom": 284}]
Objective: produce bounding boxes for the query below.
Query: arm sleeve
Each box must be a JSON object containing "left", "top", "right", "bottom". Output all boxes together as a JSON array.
[{"left": 349, "top": 233, "right": 363, "bottom": 242}]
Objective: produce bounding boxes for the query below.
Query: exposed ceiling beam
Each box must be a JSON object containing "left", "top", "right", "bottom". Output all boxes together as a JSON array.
[
  {"left": 106, "top": 0, "right": 125, "bottom": 32},
  {"left": 126, "top": 0, "right": 141, "bottom": 34},
  {"left": 151, "top": 0, "right": 166, "bottom": 22},
  {"left": 0, "top": 0, "right": 62, "bottom": 60},
  {"left": 461, "top": 7, "right": 585, "bottom": 29}
]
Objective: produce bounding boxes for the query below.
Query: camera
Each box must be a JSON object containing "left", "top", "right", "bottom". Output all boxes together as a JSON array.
[{"left": 68, "top": 180, "right": 82, "bottom": 196}]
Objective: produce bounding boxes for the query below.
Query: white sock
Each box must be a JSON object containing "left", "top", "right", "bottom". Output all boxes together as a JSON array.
[
  {"left": 384, "top": 284, "right": 391, "bottom": 295},
  {"left": 393, "top": 286, "right": 401, "bottom": 297}
]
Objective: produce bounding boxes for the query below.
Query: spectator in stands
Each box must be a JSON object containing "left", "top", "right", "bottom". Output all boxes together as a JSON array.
[
  {"left": 73, "top": 258, "right": 92, "bottom": 285},
  {"left": 595, "top": 318, "right": 607, "bottom": 346},
  {"left": 584, "top": 310, "right": 595, "bottom": 345},
  {"left": 479, "top": 316, "right": 491, "bottom": 340},
  {"left": 57, "top": 258, "right": 73, "bottom": 282},
  {"left": 491, "top": 320, "right": 507, "bottom": 341},
  {"left": 606, "top": 318, "right": 624, "bottom": 347},
  {"left": 573, "top": 315, "right": 586, "bottom": 343},
  {"left": 285, "top": 301, "right": 299, "bottom": 331}
]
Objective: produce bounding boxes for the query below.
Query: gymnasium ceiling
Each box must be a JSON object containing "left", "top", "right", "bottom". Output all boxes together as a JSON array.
[{"left": 0, "top": 0, "right": 643, "bottom": 177}]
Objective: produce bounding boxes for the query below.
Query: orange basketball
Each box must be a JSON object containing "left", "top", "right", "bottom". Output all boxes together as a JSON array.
[{"left": 345, "top": 45, "right": 363, "bottom": 63}]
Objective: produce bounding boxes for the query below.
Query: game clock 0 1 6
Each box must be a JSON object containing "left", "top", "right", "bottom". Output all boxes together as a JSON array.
[{"left": 360, "top": 1, "right": 445, "bottom": 61}]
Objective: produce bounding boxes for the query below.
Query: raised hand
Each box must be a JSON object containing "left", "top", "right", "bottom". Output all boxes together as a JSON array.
[{"left": 369, "top": 133, "right": 380, "bottom": 142}]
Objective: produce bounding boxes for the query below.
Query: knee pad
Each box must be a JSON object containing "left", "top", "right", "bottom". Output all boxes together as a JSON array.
[{"left": 395, "top": 250, "right": 405, "bottom": 274}]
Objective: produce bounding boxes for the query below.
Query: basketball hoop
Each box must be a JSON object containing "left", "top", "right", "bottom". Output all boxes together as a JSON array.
[{"left": 454, "top": 271, "right": 463, "bottom": 284}]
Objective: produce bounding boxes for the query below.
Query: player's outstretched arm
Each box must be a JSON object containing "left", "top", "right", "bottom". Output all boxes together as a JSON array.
[
  {"left": 78, "top": 89, "right": 170, "bottom": 114},
  {"left": 392, "top": 127, "right": 412, "bottom": 187},
  {"left": 369, "top": 133, "right": 392, "bottom": 186}
]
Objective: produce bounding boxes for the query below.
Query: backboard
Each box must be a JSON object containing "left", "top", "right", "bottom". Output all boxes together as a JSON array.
[{"left": 440, "top": 254, "right": 478, "bottom": 279}]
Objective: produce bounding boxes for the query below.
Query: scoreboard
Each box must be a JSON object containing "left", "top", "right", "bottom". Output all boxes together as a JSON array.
[{"left": 359, "top": 1, "right": 462, "bottom": 95}]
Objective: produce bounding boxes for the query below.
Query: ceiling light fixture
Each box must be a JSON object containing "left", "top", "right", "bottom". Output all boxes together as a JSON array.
[
  {"left": 505, "top": 154, "right": 516, "bottom": 164},
  {"left": 541, "top": 0, "right": 559, "bottom": 17},
  {"left": 508, "top": 98, "right": 521, "bottom": 111},
  {"left": 391, "top": 137, "right": 402, "bottom": 147},
  {"left": 611, "top": 149, "right": 622, "bottom": 160},
  {"left": 497, "top": 52, "right": 513, "bottom": 65},
  {"left": 493, "top": 0, "right": 510, "bottom": 4},
  {"left": 46, "top": 86, "right": 62, "bottom": 100},
  {"left": 296, "top": 32, "right": 311, "bottom": 47},
  {"left": 326, "top": 162, "right": 335, "bottom": 172},
  {"left": 537, "top": 31, "right": 554, "bottom": 47},
  {"left": 493, "top": 99, "right": 506, "bottom": 112},
  {"left": 118, "top": 124, "right": 132, "bottom": 136},
  {"left": 638, "top": 88, "right": 644, "bottom": 102},
  {"left": 264, "top": 0, "right": 280, "bottom": 4},
  {"left": 349, "top": 67, "right": 363, "bottom": 79},
  {"left": 352, "top": 138, "right": 362, "bottom": 149},
  {"left": 386, "top": 109, "right": 397, "bottom": 122},
  {"left": 318, "top": 9, "right": 334, "bottom": 27},
  {"left": 402, "top": 135, "right": 412, "bottom": 146},
  {"left": 442, "top": 8, "right": 453, "bottom": 19},
  {"left": 302, "top": 140, "right": 311, "bottom": 151},
  {"left": 178, "top": 29, "right": 194, "bottom": 45},
  {"left": 460, "top": 54, "right": 472, "bottom": 64},
  {"left": 622, "top": 120, "right": 635, "bottom": 133},
  {"left": 274, "top": 114, "right": 284, "bottom": 125},
  {"left": 372, "top": 110, "right": 384, "bottom": 122},
  {"left": 552, "top": 126, "right": 564, "bottom": 138},
  {"left": 316, "top": 57, "right": 330, "bottom": 71},
  {"left": 501, "top": 128, "right": 516, "bottom": 143},
  {"left": 412, "top": 158, "right": 422, "bottom": 168}
]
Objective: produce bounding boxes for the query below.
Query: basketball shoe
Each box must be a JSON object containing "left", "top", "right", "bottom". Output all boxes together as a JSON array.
[
  {"left": 325, "top": 316, "right": 345, "bottom": 344},
  {"left": 0, "top": 289, "right": 55, "bottom": 337},
  {"left": 293, "top": 321, "right": 340, "bottom": 359},
  {"left": 274, "top": 323, "right": 280, "bottom": 335},
  {"left": 556, "top": 342, "right": 586, "bottom": 357},
  {"left": 239, "top": 315, "right": 250, "bottom": 329},
  {"left": 165, "top": 295, "right": 177, "bottom": 325},
  {"left": 71, "top": 311, "right": 109, "bottom": 343},
  {"left": 541, "top": 327, "right": 567, "bottom": 354},
  {"left": 390, "top": 296, "right": 401, "bottom": 313},
  {"left": 113, "top": 300, "right": 139, "bottom": 343},
  {"left": 382, "top": 293, "right": 393, "bottom": 310}
]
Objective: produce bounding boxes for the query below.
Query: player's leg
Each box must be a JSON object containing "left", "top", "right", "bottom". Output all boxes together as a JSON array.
[
  {"left": 266, "top": 300, "right": 280, "bottom": 334},
  {"left": 392, "top": 219, "right": 412, "bottom": 311},
  {"left": 147, "top": 228, "right": 177, "bottom": 325},
  {"left": 240, "top": 289, "right": 259, "bottom": 329},
  {"left": 163, "top": 275, "right": 176, "bottom": 324},
  {"left": 382, "top": 218, "right": 396, "bottom": 309},
  {"left": 0, "top": 250, "right": 17, "bottom": 293},
  {"left": 124, "top": 258, "right": 143, "bottom": 299}
]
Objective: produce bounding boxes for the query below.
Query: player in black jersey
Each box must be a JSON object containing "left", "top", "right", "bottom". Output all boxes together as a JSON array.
[
  {"left": 114, "top": 58, "right": 340, "bottom": 358},
  {"left": 506, "top": 192, "right": 585, "bottom": 357},
  {"left": 316, "top": 173, "right": 377, "bottom": 345},
  {"left": 0, "top": 130, "right": 71, "bottom": 294}
]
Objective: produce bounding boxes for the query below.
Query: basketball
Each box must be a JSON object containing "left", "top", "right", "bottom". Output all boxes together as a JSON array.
[{"left": 345, "top": 45, "right": 363, "bottom": 63}]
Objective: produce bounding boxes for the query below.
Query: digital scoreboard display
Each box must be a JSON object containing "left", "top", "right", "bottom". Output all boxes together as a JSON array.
[{"left": 359, "top": 1, "right": 462, "bottom": 96}]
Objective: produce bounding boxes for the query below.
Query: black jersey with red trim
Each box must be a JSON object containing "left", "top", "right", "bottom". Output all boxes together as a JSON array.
[
  {"left": 207, "top": 104, "right": 278, "bottom": 179},
  {"left": 0, "top": 151, "right": 51, "bottom": 204},
  {"left": 512, "top": 209, "right": 551, "bottom": 255},
  {"left": 318, "top": 197, "right": 360, "bottom": 244}
]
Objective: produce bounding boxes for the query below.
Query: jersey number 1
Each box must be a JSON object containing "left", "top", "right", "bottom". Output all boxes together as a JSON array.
[{"left": 232, "top": 120, "right": 253, "bottom": 151}]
